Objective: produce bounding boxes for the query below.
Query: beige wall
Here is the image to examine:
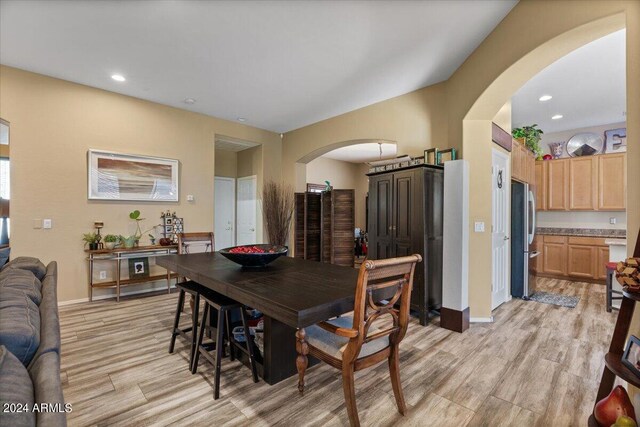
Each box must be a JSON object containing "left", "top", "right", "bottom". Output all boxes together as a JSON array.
[
  {"left": 306, "top": 157, "right": 369, "bottom": 229},
  {"left": 0, "top": 65, "right": 281, "bottom": 302},
  {"left": 214, "top": 149, "right": 237, "bottom": 178}
]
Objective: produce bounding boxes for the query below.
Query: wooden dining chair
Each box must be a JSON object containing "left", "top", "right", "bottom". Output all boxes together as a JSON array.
[{"left": 298, "top": 254, "right": 422, "bottom": 427}]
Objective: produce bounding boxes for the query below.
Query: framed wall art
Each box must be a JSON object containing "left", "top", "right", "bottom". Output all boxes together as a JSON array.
[
  {"left": 87, "top": 150, "right": 179, "bottom": 201},
  {"left": 424, "top": 148, "right": 438, "bottom": 165},
  {"left": 128, "top": 257, "right": 150, "bottom": 279},
  {"left": 622, "top": 335, "right": 640, "bottom": 378},
  {"left": 437, "top": 148, "right": 457, "bottom": 165}
]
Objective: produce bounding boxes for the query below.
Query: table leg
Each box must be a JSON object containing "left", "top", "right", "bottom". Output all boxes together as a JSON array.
[
  {"left": 295, "top": 328, "right": 308, "bottom": 394},
  {"left": 116, "top": 258, "right": 121, "bottom": 303},
  {"left": 88, "top": 255, "right": 94, "bottom": 302}
]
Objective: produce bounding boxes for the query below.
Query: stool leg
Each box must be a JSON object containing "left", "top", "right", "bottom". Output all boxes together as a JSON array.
[
  {"left": 240, "top": 307, "right": 259, "bottom": 383},
  {"left": 226, "top": 310, "right": 234, "bottom": 361},
  {"left": 169, "top": 289, "right": 185, "bottom": 354},
  {"left": 192, "top": 302, "right": 209, "bottom": 374},
  {"left": 214, "top": 307, "right": 225, "bottom": 400},
  {"left": 189, "top": 293, "right": 200, "bottom": 374},
  {"left": 606, "top": 269, "right": 613, "bottom": 313}
]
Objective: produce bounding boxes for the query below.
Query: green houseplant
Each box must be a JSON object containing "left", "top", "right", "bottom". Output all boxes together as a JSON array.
[
  {"left": 125, "top": 210, "right": 156, "bottom": 247},
  {"left": 512, "top": 124, "right": 544, "bottom": 160},
  {"left": 82, "top": 232, "right": 100, "bottom": 251},
  {"left": 104, "top": 234, "right": 119, "bottom": 250}
]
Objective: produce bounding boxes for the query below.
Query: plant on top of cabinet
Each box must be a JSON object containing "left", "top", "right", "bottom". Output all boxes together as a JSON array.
[{"left": 512, "top": 124, "right": 544, "bottom": 160}]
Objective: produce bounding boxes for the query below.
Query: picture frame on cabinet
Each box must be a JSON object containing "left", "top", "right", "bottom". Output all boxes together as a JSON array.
[
  {"left": 424, "top": 148, "right": 438, "bottom": 165},
  {"left": 437, "top": 148, "right": 457, "bottom": 165},
  {"left": 605, "top": 128, "right": 627, "bottom": 153},
  {"left": 622, "top": 335, "right": 640, "bottom": 378}
]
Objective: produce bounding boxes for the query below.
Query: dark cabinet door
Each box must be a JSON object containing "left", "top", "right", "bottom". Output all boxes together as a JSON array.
[
  {"left": 368, "top": 174, "right": 393, "bottom": 260},
  {"left": 392, "top": 170, "right": 414, "bottom": 258}
]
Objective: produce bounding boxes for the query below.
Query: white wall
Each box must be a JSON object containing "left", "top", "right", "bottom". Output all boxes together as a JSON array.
[{"left": 537, "top": 211, "right": 626, "bottom": 230}]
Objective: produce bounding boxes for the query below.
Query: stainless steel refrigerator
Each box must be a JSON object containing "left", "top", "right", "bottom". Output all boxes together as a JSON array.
[{"left": 511, "top": 181, "right": 539, "bottom": 299}]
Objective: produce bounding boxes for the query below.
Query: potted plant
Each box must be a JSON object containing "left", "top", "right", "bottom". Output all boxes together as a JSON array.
[
  {"left": 262, "top": 180, "right": 295, "bottom": 247},
  {"left": 148, "top": 234, "right": 156, "bottom": 245},
  {"left": 104, "top": 234, "right": 119, "bottom": 250},
  {"left": 128, "top": 210, "right": 156, "bottom": 246},
  {"left": 120, "top": 234, "right": 137, "bottom": 249},
  {"left": 512, "top": 124, "right": 544, "bottom": 160},
  {"left": 82, "top": 232, "right": 100, "bottom": 251}
]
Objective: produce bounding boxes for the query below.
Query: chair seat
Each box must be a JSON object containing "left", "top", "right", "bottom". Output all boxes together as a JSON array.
[
  {"left": 177, "top": 281, "right": 239, "bottom": 307},
  {"left": 306, "top": 315, "right": 389, "bottom": 360}
]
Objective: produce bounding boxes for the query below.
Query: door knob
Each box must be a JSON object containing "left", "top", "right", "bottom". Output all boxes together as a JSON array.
[
  {"left": 504, "top": 236, "right": 510, "bottom": 240},
  {"left": 250, "top": 228, "right": 255, "bottom": 232}
]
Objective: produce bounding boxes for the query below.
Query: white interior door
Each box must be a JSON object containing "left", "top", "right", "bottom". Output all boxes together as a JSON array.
[
  {"left": 214, "top": 177, "right": 235, "bottom": 249},
  {"left": 491, "top": 149, "right": 510, "bottom": 310},
  {"left": 236, "top": 175, "right": 257, "bottom": 245}
]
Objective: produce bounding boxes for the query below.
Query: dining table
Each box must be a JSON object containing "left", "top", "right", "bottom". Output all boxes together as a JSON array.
[{"left": 156, "top": 252, "right": 359, "bottom": 387}]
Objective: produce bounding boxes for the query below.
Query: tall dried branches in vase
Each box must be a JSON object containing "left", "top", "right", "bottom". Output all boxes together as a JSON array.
[{"left": 262, "top": 180, "right": 295, "bottom": 247}]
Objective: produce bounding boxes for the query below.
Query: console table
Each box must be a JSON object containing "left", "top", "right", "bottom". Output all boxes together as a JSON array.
[{"left": 86, "top": 245, "right": 178, "bottom": 302}]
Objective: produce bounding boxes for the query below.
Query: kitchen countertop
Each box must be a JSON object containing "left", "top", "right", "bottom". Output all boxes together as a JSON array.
[
  {"left": 536, "top": 227, "right": 626, "bottom": 239},
  {"left": 604, "top": 238, "right": 627, "bottom": 246}
]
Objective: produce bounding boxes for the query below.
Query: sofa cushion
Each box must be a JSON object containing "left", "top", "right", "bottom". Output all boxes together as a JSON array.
[
  {"left": 1, "top": 257, "right": 47, "bottom": 281},
  {"left": 0, "top": 269, "right": 42, "bottom": 305},
  {"left": 0, "top": 246, "right": 9, "bottom": 268},
  {"left": 28, "top": 351, "right": 67, "bottom": 427},
  {"left": 0, "top": 345, "right": 36, "bottom": 427},
  {"left": 0, "top": 288, "right": 41, "bottom": 365},
  {"left": 28, "top": 271, "right": 61, "bottom": 367}
]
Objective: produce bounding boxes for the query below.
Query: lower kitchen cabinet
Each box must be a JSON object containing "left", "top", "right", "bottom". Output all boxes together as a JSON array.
[{"left": 538, "top": 235, "right": 609, "bottom": 283}]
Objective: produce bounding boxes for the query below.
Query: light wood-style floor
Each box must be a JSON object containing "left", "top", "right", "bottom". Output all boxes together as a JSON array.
[{"left": 59, "top": 277, "right": 617, "bottom": 426}]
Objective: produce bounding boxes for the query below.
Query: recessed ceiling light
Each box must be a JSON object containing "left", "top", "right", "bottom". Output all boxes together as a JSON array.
[
  {"left": 111, "top": 74, "right": 125, "bottom": 82},
  {"left": 552, "top": 114, "right": 563, "bottom": 120},
  {"left": 237, "top": 117, "right": 246, "bottom": 122},
  {"left": 183, "top": 98, "right": 196, "bottom": 104},
  {"left": 539, "top": 95, "right": 552, "bottom": 102}
]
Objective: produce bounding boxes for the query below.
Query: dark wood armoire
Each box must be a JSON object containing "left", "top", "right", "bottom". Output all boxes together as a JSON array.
[
  {"left": 294, "top": 189, "right": 355, "bottom": 267},
  {"left": 367, "top": 164, "right": 444, "bottom": 325}
]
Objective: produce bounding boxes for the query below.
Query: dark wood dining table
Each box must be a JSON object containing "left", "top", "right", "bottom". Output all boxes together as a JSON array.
[{"left": 157, "top": 252, "right": 359, "bottom": 386}]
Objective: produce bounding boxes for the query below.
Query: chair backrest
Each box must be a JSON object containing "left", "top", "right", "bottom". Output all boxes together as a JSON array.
[
  {"left": 344, "top": 254, "right": 421, "bottom": 363},
  {"left": 177, "top": 232, "right": 215, "bottom": 255}
]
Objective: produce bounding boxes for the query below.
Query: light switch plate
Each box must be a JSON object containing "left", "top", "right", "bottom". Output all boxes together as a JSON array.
[
  {"left": 43, "top": 219, "right": 52, "bottom": 229},
  {"left": 187, "top": 195, "right": 195, "bottom": 202},
  {"left": 474, "top": 222, "right": 485, "bottom": 232}
]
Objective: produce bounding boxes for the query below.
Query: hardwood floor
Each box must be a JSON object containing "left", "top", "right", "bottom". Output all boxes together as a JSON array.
[{"left": 59, "top": 277, "right": 616, "bottom": 426}]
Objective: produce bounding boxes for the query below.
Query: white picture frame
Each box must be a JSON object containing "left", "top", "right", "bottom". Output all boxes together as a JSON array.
[{"left": 88, "top": 150, "right": 179, "bottom": 201}]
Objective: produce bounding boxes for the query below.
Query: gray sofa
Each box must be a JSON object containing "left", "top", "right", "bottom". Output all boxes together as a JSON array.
[{"left": 0, "top": 257, "right": 66, "bottom": 427}]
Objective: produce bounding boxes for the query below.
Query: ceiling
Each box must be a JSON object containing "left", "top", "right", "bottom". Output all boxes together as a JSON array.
[
  {"left": 0, "top": 1, "right": 516, "bottom": 133},
  {"left": 512, "top": 30, "right": 626, "bottom": 134},
  {"left": 322, "top": 142, "right": 397, "bottom": 163}
]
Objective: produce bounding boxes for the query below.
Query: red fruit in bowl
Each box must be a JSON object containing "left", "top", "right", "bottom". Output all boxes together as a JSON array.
[{"left": 594, "top": 386, "right": 636, "bottom": 427}]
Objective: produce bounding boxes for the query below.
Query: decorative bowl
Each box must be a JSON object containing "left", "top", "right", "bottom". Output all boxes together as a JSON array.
[{"left": 219, "top": 244, "right": 287, "bottom": 267}]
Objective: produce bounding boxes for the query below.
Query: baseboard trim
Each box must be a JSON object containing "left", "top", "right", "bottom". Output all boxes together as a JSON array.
[
  {"left": 440, "top": 306, "right": 470, "bottom": 333},
  {"left": 58, "top": 285, "right": 177, "bottom": 306},
  {"left": 470, "top": 316, "right": 494, "bottom": 323}
]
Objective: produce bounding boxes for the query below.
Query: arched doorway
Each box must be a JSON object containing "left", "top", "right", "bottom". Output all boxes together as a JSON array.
[{"left": 461, "top": 13, "right": 627, "bottom": 319}]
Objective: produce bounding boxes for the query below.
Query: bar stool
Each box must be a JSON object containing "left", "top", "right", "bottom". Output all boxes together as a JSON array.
[
  {"left": 193, "top": 289, "right": 259, "bottom": 399},
  {"left": 168, "top": 280, "right": 204, "bottom": 370},
  {"left": 605, "top": 261, "right": 623, "bottom": 312}
]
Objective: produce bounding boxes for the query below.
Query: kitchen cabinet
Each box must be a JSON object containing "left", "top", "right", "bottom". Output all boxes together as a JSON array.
[
  {"left": 547, "top": 159, "right": 569, "bottom": 210},
  {"left": 535, "top": 153, "right": 626, "bottom": 212},
  {"left": 598, "top": 153, "right": 626, "bottom": 210},
  {"left": 368, "top": 164, "right": 444, "bottom": 325},
  {"left": 568, "top": 157, "right": 598, "bottom": 210},
  {"left": 538, "top": 235, "right": 609, "bottom": 283},
  {"left": 535, "top": 161, "right": 547, "bottom": 211},
  {"left": 542, "top": 236, "right": 567, "bottom": 275},
  {"left": 511, "top": 139, "right": 535, "bottom": 184}
]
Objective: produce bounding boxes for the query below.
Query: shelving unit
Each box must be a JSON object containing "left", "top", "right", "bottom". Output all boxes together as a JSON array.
[
  {"left": 86, "top": 245, "right": 178, "bottom": 302},
  {"left": 589, "top": 290, "right": 639, "bottom": 426}
]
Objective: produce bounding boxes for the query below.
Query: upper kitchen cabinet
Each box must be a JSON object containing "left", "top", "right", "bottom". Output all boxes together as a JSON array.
[
  {"left": 535, "top": 161, "right": 547, "bottom": 211},
  {"left": 568, "top": 157, "right": 598, "bottom": 210},
  {"left": 598, "top": 153, "right": 626, "bottom": 210},
  {"left": 511, "top": 139, "right": 535, "bottom": 184},
  {"left": 547, "top": 158, "right": 569, "bottom": 210},
  {"left": 535, "top": 153, "right": 626, "bottom": 212}
]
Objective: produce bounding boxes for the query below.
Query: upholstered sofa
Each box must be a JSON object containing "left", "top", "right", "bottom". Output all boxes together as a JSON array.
[{"left": 0, "top": 257, "right": 66, "bottom": 427}]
